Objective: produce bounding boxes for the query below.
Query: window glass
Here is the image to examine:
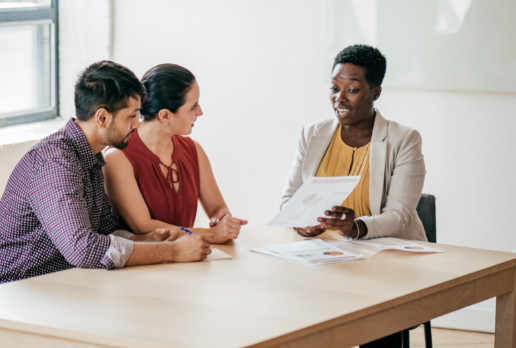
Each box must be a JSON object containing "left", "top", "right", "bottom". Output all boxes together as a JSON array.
[
  {"left": 0, "top": 0, "right": 51, "bottom": 11},
  {"left": 0, "top": 22, "right": 54, "bottom": 119}
]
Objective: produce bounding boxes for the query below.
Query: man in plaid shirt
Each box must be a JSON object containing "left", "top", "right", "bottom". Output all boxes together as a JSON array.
[{"left": 0, "top": 61, "right": 212, "bottom": 283}]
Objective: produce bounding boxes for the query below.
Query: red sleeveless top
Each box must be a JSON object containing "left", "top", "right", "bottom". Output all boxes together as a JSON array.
[{"left": 120, "top": 130, "right": 200, "bottom": 229}]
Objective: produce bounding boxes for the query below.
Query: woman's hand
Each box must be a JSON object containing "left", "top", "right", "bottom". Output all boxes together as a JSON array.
[
  {"left": 211, "top": 216, "right": 248, "bottom": 243},
  {"left": 209, "top": 209, "right": 232, "bottom": 228},
  {"left": 317, "top": 206, "right": 363, "bottom": 238},
  {"left": 294, "top": 226, "right": 327, "bottom": 238}
]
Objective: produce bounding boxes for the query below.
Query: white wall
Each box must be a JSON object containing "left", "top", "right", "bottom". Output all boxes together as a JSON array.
[
  {"left": 59, "top": 0, "right": 112, "bottom": 119},
  {"left": 113, "top": 0, "right": 332, "bottom": 228},
  {"left": 0, "top": 0, "right": 112, "bottom": 196},
  {"left": 112, "top": 0, "right": 516, "bottom": 332}
]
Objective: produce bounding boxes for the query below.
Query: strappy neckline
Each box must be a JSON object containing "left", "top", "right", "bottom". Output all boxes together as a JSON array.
[
  {"left": 158, "top": 161, "right": 180, "bottom": 187},
  {"left": 132, "top": 129, "right": 181, "bottom": 190}
]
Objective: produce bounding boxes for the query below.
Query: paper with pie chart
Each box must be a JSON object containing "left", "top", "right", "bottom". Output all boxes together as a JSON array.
[{"left": 267, "top": 176, "right": 360, "bottom": 228}]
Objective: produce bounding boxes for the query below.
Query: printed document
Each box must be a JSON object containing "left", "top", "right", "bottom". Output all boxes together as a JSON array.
[
  {"left": 349, "top": 238, "right": 444, "bottom": 253},
  {"left": 252, "top": 239, "right": 363, "bottom": 265},
  {"left": 267, "top": 176, "right": 360, "bottom": 228},
  {"left": 204, "top": 249, "right": 233, "bottom": 261}
]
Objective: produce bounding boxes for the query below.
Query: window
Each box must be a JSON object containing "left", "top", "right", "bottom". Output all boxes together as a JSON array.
[{"left": 0, "top": 0, "right": 58, "bottom": 127}]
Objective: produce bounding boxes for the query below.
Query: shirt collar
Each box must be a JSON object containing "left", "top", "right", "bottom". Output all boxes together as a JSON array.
[{"left": 65, "top": 118, "right": 106, "bottom": 171}]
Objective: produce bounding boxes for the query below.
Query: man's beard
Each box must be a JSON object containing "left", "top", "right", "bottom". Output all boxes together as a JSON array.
[{"left": 107, "top": 126, "right": 133, "bottom": 150}]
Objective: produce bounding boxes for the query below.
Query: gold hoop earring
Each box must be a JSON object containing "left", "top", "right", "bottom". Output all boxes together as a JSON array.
[{"left": 165, "top": 122, "right": 169, "bottom": 127}]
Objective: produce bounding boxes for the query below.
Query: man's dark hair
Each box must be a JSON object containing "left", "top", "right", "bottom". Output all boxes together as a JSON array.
[
  {"left": 333, "top": 44, "right": 387, "bottom": 87},
  {"left": 140, "top": 64, "right": 196, "bottom": 121},
  {"left": 74, "top": 60, "right": 147, "bottom": 121}
]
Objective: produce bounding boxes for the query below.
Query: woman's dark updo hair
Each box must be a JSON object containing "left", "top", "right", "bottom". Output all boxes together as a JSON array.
[{"left": 140, "top": 63, "right": 196, "bottom": 121}]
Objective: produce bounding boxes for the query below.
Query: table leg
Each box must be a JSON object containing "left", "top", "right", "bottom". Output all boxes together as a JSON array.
[{"left": 496, "top": 267, "right": 516, "bottom": 348}]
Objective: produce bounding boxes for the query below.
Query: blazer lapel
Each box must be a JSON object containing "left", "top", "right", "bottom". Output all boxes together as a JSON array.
[
  {"left": 369, "top": 110, "right": 388, "bottom": 216},
  {"left": 302, "top": 119, "right": 339, "bottom": 181}
]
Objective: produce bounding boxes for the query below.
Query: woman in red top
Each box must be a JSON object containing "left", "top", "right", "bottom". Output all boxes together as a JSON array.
[{"left": 104, "top": 64, "right": 247, "bottom": 243}]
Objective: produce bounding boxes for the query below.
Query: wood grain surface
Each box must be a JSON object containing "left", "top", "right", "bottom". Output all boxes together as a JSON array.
[{"left": 0, "top": 226, "right": 515, "bottom": 348}]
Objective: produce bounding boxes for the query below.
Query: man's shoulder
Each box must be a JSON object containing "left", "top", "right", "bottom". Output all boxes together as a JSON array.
[{"left": 28, "top": 128, "right": 81, "bottom": 169}]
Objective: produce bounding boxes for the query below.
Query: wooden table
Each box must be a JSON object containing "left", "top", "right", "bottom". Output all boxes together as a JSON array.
[{"left": 1, "top": 226, "right": 516, "bottom": 348}]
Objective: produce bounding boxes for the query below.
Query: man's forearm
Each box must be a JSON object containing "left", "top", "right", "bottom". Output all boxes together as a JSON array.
[{"left": 124, "top": 243, "right": 174, "bottom": 267}]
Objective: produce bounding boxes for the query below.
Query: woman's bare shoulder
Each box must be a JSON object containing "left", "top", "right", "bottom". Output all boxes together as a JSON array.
[{"left": 103, "top": 147, "right": 132, "bottom": 170}]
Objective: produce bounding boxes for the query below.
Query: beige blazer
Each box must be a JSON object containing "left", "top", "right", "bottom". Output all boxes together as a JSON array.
[{"left": 281, "top": 110, "right": 427, "bottom": 241}]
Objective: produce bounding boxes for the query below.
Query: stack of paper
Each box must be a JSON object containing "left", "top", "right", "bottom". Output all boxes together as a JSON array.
[
  {"left": 349, "top": 238, "right": 444, "bottom": 253},
  {"left": 204, "top": 249, "right": 233, "bottom": 261},
  {"left": 251, "top": 239, "right": 363, "bottom": 266}
]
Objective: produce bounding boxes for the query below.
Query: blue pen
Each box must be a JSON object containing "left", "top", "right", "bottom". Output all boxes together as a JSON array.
[{"left": 180, "top": 226, "right": 193, "bottom": 235}]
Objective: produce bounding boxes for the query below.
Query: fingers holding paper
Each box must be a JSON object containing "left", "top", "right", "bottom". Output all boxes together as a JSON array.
[
  {"left": 294, "top": 225, "right": 326, "bottom": 238},
  {"left": 318, "top": 206, "right": 356, "bottom": 237}
]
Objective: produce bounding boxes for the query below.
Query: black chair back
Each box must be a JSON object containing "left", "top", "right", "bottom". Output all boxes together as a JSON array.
[{"left": 415, "top": 194, "right": 436, "bottom": 243}]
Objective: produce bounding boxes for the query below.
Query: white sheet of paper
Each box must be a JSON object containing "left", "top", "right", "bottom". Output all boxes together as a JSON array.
[
  {"left": 259, "top": 239, "right": 362, "bottom": 265},
  {"left": 349, "top": 238, "right": 444, "bottom": 253},
  {"left": 204, "top": 248, "right": 233, "bottom": 261},
  {"left": 267, "top": 176, "right": 361, "bottom": 228},
  {"left": 250, "top": 247, "right": 319, "bottom": 266}
]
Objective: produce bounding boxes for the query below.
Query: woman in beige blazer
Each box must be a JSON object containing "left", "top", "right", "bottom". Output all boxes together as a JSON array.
[
  {"left": 281, "top": 109, "right": 427, "bottom": 241},
  {"left": 282, "top": 45, "right": 426, "bottom": 244},
  {"left": 281, "top": 43, "right": 427, "bottom": 348}
]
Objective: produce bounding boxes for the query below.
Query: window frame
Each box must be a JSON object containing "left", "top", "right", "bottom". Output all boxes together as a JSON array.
[{"left": 0, "top": 0, "right": 59, "bottom": 128}]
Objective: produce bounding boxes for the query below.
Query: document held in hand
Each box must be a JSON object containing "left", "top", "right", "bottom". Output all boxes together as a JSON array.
[{"left": 267, "top": 176, "right": 360, "bottom": 228}]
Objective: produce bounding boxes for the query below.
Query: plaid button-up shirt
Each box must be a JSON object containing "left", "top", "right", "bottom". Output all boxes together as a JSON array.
[{"left": 0, "top": 119, "right": 133, "bottom": 283}]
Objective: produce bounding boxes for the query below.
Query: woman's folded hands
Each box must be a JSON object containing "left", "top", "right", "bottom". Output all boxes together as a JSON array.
[{"left": 210, "top": 214, "right": 248, "bottom": 244}]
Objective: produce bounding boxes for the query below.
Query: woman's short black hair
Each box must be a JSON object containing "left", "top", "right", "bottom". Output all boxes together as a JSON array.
[
  {"left": 333, "top": 44, "right": 387, "bottom": 87},
  {"left": 140, "top": 64, "right": 196, "bottom": 121},
  {"left": 74, "top": 60, "right": 146, "bottom": 121}
]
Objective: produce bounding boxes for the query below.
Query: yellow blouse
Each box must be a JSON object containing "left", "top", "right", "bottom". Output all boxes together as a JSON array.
[{"left": 315, "top": 125, "right": 371, "bottom": 218}]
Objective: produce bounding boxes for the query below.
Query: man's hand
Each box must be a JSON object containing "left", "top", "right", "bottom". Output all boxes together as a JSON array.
[
  {"left": 131, "top": 228, "right": 183, "bottom": 242},
  {"left": 210, "top": 215, "right": 248, "bottom": 243},
  {"left": 294, "top": 225, "right": 326, "bottom": 238},
  {"left": 170, "top": 234, "right": 213, "bottom": 262}
]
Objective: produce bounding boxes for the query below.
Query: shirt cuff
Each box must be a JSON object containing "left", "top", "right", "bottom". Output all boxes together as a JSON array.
[
  {"left": 106, "top": 235, "right": 134, "bottom": 268},
  {"left": 111, "top": 229, "right": 135, "bottom": 239}
]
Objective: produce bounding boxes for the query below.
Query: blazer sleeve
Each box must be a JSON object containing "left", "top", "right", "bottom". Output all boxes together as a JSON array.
[
  {"left": 280, "top": 126, "right": 309, "bottom": 210},
  {"left": 358, "top": 129, "right": 426, "bottom": 239}
]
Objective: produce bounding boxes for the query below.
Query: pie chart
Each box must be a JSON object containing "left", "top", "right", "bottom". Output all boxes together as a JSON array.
[{"left": 302, "top": 193, "right": 323, "bottom": 207}]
